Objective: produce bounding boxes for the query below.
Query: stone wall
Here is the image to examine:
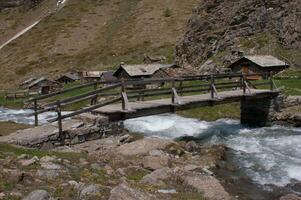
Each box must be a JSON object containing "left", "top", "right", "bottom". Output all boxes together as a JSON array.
[{"left": 241, "top": 94, "right": 283, "bottom": 127}]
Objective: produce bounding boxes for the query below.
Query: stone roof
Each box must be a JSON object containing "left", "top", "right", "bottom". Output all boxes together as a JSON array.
[
  {"left": 116, "top": 64, "right": 171, "bottom": 77},
  {"left": 244, "top": 55, "right": 288, "bottom": 67}
]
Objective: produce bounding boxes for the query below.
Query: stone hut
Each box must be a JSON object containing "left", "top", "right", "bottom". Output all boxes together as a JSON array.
[
  {"left": 228, "top": 55, "right": 289, "bottom": 79},
  {"left": 113, "top": 63, "right": 170, "bottom": 80}
]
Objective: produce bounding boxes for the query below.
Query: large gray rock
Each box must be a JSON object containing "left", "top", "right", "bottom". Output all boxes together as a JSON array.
[
  {"left": 109, "top": 183, "right": 155, "bottom": 200},
  {"left": 183, "top": 174, "right": 231, "bottom": 200},
  {"left": 22, "top": 190, "right": 50, "bottom": 200},
  {"left": 116, "top": 138, "right": 174, "bottom": 156}
]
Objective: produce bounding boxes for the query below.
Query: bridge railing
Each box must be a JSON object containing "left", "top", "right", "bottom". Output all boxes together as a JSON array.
[{"left": 28, "top": 72, "right": 276, "bottom": 142}]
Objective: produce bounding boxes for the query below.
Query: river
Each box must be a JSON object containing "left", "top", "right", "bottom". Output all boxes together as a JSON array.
[{"left": 124, "top": 114, "right": 301, "bottom": 198}]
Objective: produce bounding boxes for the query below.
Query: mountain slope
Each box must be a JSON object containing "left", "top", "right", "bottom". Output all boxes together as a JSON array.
[
  {"left": 175, "top": 0, "right": 301, "bottom": 70},
  {"left": 0, "top": 0, "right": 199, "bottom": 89}
]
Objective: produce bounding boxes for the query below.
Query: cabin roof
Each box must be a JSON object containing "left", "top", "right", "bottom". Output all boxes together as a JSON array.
[
  {"left": 58, "top": 73, "right": 80, "bottom": 80},
  {"left": 229, "top": 55, "right": 288, "bottom": 68},
  {"left": 115, "top": 64, "right": 171, "bottom": 77},
  {"left": 82, "top": 71, "right": 104, "bottom": 78},
  {"left": 20, "top": 77, "right": 37, "bottom": 86},
  {"left": 28, "top": 77, "right": 57, "bottom": 88}
]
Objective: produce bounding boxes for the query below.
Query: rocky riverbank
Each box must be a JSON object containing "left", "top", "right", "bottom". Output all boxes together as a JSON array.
[{"left": 0, "top": 133, "right": 232, "bottom": 200}]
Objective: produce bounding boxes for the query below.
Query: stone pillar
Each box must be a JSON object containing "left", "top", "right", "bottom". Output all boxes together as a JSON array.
[{"left": 241, "top": 94, "right": 283, "bottom": 127}]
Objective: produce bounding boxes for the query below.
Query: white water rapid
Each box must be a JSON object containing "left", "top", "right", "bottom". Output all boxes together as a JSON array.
[
  {"left": 124, "top": 114, "right": 301, "bottom": 188},
  {"left": 0, "top": 107, "right": 64, "bottom": 125}
]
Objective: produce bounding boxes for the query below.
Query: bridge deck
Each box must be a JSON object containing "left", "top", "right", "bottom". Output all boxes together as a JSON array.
[{"left": 92, "top": 89, "right": 277, "bottom": 120}]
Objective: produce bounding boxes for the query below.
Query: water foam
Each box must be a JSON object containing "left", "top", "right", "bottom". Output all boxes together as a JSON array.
[{"left": 124, "top": 114, "right": 301, "bottom": 187}]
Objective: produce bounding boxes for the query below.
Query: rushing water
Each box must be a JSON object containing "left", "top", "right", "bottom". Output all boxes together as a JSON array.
[
  {"left": 124, "top": 114, "right": 301, "bottom": 189},
  {"left": 0, "top": 107, "right": 61, "bottom": 125}
]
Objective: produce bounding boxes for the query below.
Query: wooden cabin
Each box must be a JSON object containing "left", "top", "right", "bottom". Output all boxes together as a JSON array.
[
  {"left": 113, "top": 64, "right": 170, "bottom": 80},
  {"left": 28, "top": 77, "right": 62, "bottom": 94},
  {"left": 56, "top": 73, "right": 80, "bottom": 84},
  {"left": 228, "top": 55, "right": 289, "bottom": 80}
]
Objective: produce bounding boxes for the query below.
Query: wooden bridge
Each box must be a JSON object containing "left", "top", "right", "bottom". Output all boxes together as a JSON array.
[{"left": 28, "top": 73, "right": 279, "bottom": 139}]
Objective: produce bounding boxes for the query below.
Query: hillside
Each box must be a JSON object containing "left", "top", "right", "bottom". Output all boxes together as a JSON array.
[
  {"left": 175, "top": 0, "right": 301, "bottom": 72},
  {"left": 0, "top": 0, "right": 199, "bottom": 89}
]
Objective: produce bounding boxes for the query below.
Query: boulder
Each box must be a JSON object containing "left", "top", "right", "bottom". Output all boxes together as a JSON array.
[
  {"left": 142, "top": 156, "right": 171, "bottom": 170},
  {"left": 116, "top": 138, "right": 174, "bottom": 156},
  {"left": 109, "top": 183, "right": 155, "bottom": 200},
  {"left": 22, "top": 190, "right": 50, "bottom": 200},
  {"left": 79, "top": 184, "right": 102, "bottom": 199},
  {"left": 140, "top": 167, "right": 173, "bottom": 186},
  {"left": 183, "top": 173, "right": 231, "bottom": 200}
]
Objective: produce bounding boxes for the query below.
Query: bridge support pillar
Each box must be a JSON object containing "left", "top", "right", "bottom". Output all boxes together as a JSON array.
[{"left": 241, "top": 94, "right": 283, "bottom": 127}]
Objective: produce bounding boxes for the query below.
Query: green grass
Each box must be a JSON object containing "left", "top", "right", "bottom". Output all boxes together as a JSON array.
[
  {"left": 0, "top": 143, "right": 86, "bottom": 161},
  {"left": 0, "top": 96, "right": 27, "bottom": 109},
  {"left": 274, "top": 79, "right": 301, "bottom": 96},
  {"left": 178, "top": 103, "right": 241, "bottom": 121}
]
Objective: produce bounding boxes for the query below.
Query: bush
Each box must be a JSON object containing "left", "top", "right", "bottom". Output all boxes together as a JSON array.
[{"left": 163, "top": 8, "right": 172, "bottom": 17}]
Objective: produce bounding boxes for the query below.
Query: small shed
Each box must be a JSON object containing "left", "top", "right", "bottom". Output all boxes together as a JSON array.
[
  {"left": 28, "top": 77, "right": 62, "bottom": 94},
  {"left": 56, "top": 73, "right": 80, "bottom": 84},
  {"left": 113, "top": 64, "right": 170, "bottom": 80},
  {"left": 82, "top": 71, "right": 103, "bottom": 82},
  {"left": 228, "top": 55, "right": 289, "bottom": 79}
]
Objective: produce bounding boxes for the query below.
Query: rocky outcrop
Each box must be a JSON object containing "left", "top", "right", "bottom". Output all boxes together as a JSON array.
[
  {"left": 272, "top": 96, "right": 301, "bottom": 127},
  {"left": 175, "top": 0, "right": 301, "bottom": 69}
]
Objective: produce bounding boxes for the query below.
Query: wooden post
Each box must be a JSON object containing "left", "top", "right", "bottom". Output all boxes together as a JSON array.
[
  {"left": 210, "top": 75, "right": 214, "bottom": 99},
  {"left": 179, "top": 81, "right": 183, "bottom": 96},
  {"left": 242, "top": 73, "right": 246, "bottom": 94},
  {"left": 269, "top": 72, "right": 274, "bottom": 91},
  {"left": 121, "top": 79, "right": 129, "bottom": 110},
  {"left": 171, "top": 79, "right": 175, "bottom": 104},
  {"left": 94, "top": 82, "right": 98, "bottom": 90},
  {"left": 34, "top": 99, "right": 38, "bottom": 126},
  {"left": 56, "top": 100, "right": 64, "bottom": 145}
]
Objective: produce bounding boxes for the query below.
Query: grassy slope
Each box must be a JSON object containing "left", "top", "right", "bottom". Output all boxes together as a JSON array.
[{"left": 0, "top": 0, "right": 199, "bottom": 89}]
